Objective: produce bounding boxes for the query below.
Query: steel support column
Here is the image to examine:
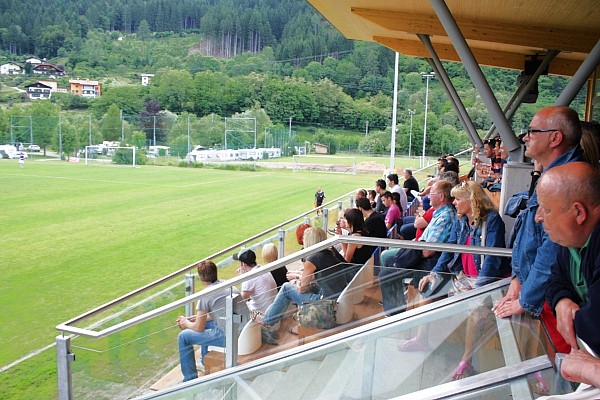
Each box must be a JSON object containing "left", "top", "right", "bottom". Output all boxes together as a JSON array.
[
  {"left": 424, "top": 57, "right": 479, "bottom": 147},
  {"left": 184, "top": 273, "right": 195, "bottom": 317},
  {"left": 556, "top": 38, "right": 600, "bottom": 106},
  {"left": 56, "top": 335, "right": 74, "bottom": 400},
  {"left": 225, "top": 293, "right": 243, "bottom": 369},
  {"left": 430, "top": 0, "right": 521, "bottom": 159},
  {"left": 487, "top": 50, "right": 560, "bottom": 139},
  {"left": 418, "top": 33, "right": 480, "bottom": 146},
  {"left": 278, "top": 229, "right": 286, "bottom": 259}
]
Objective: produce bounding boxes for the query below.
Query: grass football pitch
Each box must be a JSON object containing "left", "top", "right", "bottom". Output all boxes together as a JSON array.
[{"left": 0, "top": 159, "right": 379, "bottom": 399}]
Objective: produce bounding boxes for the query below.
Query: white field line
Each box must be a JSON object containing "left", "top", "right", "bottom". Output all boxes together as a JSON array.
[
  {"left": 0, "top": 172, "right": 261, "bottom": 188},
  {"left": 0, "top": 343, "right": 56, "bottom": 373}
]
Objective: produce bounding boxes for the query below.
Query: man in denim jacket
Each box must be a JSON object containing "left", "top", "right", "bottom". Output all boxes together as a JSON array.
[{"left": 493, "top": 106, "right": 583, "bottom": 318}]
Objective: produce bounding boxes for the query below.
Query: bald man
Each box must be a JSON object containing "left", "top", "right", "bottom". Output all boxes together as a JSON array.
[
  {"left": 536, "top": 162, "right": 600, "bottom": 360},
  {"left": 493, "top": 106, "right": 584, "bottom": 319}
]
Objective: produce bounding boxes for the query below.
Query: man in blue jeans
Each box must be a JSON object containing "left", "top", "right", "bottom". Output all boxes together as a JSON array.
[
  {"left": 378, "top": 180, "right": 456, "bottom": 315},
  {"left": 176, "top": 259, "right": 248, "bottom": 382}
]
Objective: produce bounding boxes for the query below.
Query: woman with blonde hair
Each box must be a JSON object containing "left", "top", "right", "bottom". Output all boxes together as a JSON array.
[
  {"left": 254, "top": 227, "right": 345, "bottom": 334},
  {"left": 398, "top": 181, "right": 510, "bottom": 380},
  {"left": 262, "top": 243, "right": 288, "bottom": 290}
]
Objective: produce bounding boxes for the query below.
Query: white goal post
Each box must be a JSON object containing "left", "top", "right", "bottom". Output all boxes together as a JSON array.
[
  {"left": 85, "top": 146, "right": 137, "bottom": 167},
  {"left": 292, "top": 155, "right": 356, "bottom": 175}
]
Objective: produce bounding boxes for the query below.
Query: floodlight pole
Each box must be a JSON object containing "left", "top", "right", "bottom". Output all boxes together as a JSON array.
[
  {"left": 390, "top": 52, "right": 399, "bottom": 172},
  {"left": 421, "top": 72, "right": 435, "bottom": 168},
  {"left": 408, "top": 109, "right": 415, "bottom": 158}
]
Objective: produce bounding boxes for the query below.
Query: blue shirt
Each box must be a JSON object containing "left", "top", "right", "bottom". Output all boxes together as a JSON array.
[
  {"left": 420, "top": 204, "right": 456, "bottom": 244},
  {"left": 511, "top": 145, "right": 582, "bottom": 316},
  {"left": 431, "top": 211, "right": 510, "bottom": 287}
]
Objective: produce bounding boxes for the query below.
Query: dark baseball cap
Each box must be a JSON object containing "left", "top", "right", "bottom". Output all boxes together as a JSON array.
[{"left": 233, "top": 249, "right": 256, "bottom": 264}]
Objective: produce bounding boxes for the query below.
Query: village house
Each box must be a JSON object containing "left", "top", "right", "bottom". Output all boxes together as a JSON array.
[
  {"left": 0, "top": 62, "right": 24, "bottom": 75},
  {"left": 32, "top": 62, "right": 66, "bottom": 77},
  {"left": 141, "top": 73, "right": 154, "bottom": 86},
  {"left": 69, "top": 79, "right": 102, "bottom": 98},
  {"left": 25, "top": 82, "right": 53, "bottom": 100}
]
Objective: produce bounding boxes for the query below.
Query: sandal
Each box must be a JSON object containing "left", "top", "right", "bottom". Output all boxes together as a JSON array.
[
  {"left": 451, "top": 360, "right": 474, "bottom": 380},
  {"left": 531, "top": 371, "right": 549, "bottom": 395},
  {"left": 251, "top": 310, "right": 271, "bottom": 328},
  {"left": 396, "top": 337, "right": 430, "bottom": 352},
  {"left": 250, "top": 310, "right": 262, "bottom": 321},
  {"left": 288, "top": 326, "right": 299, "bottom": 335}
]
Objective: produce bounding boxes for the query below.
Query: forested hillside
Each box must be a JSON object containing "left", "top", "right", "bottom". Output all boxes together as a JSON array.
[
  {"left": 0, "top": 0, "right": 350, "bottom": 62},
  {"left": 0, "top": 0, "right": 586, "bottom": 158}
]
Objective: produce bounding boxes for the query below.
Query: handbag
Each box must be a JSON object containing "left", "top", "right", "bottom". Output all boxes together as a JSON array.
[{"left": 295, "top": 298, "right": 337, "bottom": 329}]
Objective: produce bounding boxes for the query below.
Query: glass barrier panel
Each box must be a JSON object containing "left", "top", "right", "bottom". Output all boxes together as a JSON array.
[
  {"left": 443, "top": 367, "right": 562, "bottom": 399},
  {"left": 138, "top": 283, "right": 553, "bottom": 400},
  {"left": 69, "top": 307, "right": 182, "bottom": 399},
  {"left": 67, "top": 280, "right": 187, "bottom": 333}
]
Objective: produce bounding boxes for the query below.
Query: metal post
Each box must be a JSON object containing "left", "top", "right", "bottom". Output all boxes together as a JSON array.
[
  {"left": 56, "top": 335, "right": 75, "bottom": 400},
  {"left": 322, "top": 208, "right": 329, "bottom": 232},
  {"left": 553, "top": 353, "right": 575, "bottom": 394},
  {"left": 184, "top": 273, "right": 195, "bottom": 317},
  {"left": 556, "top": 38, "right": 600, "bottom": 106},
  {"left": 58, "top": 116, "right": 62, "bottom": 159},
  {"left": 421, "top": 72, "right": 434, "bottom": 168},
  {"left": 120, "top": 109, "right": 124, "bottom": 143},
  {"left": 225, "top": 294, "right": 243, "bottom": 369},
  {"left": 418, "top": 33, "right": 481, "bottom": 147},
  {"left": 153, "top": 116, "right": 156, "bottom": 147},
  {"left": 187, "top": 115, "right": 191, "bottom": 154},
  {"left": 390, "top": 52, "right": 399, "bottom": 172},
  {"left": 430, "top": 0, "right": 521, "bottom": 156},
  {"left": 278, "top": 229, "right": 285, "bottom": 259},
  {"left": 408, "top": 109, "right": 415, "bottom": 158},
  {"left": 88, "top": 116, "right": 92, "bottom": 146},
  {"left": 487, "top": 50, "right": 559, "bottom": 139}
]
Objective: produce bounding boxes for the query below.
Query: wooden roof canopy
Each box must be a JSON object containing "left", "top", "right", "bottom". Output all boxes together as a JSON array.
[{"left": 307, "top": 0, "right": 600, "bottom": 77}]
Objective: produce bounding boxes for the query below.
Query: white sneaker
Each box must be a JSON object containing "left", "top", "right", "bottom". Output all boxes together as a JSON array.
[{"left": 196, "top": 362, "right": 205, "bottom": 373}]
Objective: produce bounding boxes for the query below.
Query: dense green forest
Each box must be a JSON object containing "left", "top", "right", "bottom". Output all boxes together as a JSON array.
[{"left": 0, "top": 0, "right": 586, "bottom": 158}]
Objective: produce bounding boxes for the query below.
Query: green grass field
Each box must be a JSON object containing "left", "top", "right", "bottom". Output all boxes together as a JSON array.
[{"left": 0, "top": 158, "right": 382, "bottom": 399}]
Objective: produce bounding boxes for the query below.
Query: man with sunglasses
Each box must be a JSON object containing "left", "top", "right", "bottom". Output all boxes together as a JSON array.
[{"left": 493, "top": 106, "right": 584, "bottom": 330}]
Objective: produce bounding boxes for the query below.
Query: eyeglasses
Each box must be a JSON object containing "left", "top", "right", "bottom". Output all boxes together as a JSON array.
[{"left": 525, "top": 128, "right": 558, "bottom": 139}]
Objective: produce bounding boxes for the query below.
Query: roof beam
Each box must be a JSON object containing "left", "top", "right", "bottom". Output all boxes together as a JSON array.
[
  {"left": 374, "top": 36, "right": 581, "bottom": 76},
  {"left": 353, "top": 8, "right": 598, "bottom": 54}
]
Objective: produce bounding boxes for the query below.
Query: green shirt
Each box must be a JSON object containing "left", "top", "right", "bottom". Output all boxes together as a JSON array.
[{"left": 567, "top": 236, "right": 591, "bottom": 303}]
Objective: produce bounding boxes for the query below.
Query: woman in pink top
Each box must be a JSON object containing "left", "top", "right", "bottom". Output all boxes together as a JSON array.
[{"left": 382, "top": 191, "right": 401, "bottom": 230}]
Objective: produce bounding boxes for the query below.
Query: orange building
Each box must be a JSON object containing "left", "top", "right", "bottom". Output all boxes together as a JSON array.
[{"left": 69, "top": 79, "right": 102, "bottom": 98}]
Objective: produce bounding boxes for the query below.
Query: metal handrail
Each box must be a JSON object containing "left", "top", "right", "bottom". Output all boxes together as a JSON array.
[
  {"left": 55, "top": 191, "right": 353, "bottom": 329},
  {"left": 134, "top": 277, "right": 543, "bottom": 400},
  {"left": 56, "top": 234, "right": 512, "bottom": 338}
]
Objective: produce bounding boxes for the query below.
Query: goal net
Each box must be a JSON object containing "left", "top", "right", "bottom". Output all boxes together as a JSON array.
[
  {"left": 292, "top": 155, "right": 356, "bottom": 175},
  {"left": 85, "top": 146, "right": 137, "bottom": 167}
]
